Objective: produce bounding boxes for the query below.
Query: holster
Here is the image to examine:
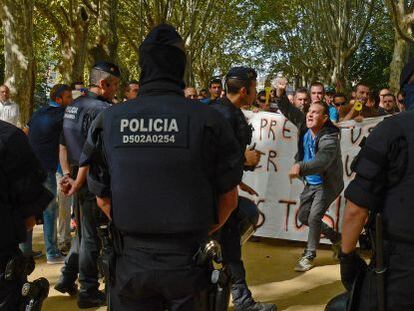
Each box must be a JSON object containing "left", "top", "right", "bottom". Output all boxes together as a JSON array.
[{"left": 4, "top": 253, "right": 35, "bottom": 281}]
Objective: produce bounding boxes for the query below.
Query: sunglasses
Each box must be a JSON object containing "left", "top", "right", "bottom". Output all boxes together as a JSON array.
[
  {"left": 398, "top": 99, "right": 404, "bottom": 103},
  {"left": 258, "top": 98, "right": 266, "bottom": 103},
  {"left": 334, "top": 102, "right": 347, "bottom": 106}
]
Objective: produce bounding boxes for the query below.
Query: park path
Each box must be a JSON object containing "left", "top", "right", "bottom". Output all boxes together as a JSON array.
[{"left": 30, "top": 227, "right": 343, "bottom": 310}]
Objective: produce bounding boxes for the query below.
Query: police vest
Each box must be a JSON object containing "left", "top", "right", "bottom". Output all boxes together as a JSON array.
[
  {"left": 102, "top": 95, "right": 216, "bottom": 235},
  {"left": 382, "top": 110, "right": 414, "bottom": 243},
  {"left": 63, "top": 94, "right": 110, "bottom": 166},
  {"left": 212, "top": 99, "right": 252, "bottom": 149}
]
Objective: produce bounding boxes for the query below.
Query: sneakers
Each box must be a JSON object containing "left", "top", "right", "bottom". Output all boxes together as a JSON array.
[
  {"left": 46, "top": 255, "right": 65, "bottom": 265},
  {"left": 235, "top": 301, "right": 277, "bottom": 311},
  {"left": 77, "top": 290, "right": 106, "bottom": 309},
  {"left": 294, "top": 253, "right": 315, "bottom": 272},
  {"left": 54, "top": 279, "right": 78, "bottom": 296}
]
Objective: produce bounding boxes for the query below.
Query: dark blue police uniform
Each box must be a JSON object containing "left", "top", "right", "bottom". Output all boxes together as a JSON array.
[
  {"left": 344, "top": 110, "right": 414, "bottom": 311},
  {"left": 56, "top": 90, "right": 112, "bottom": 306},
  {"left": 80, "top": 24, "right": 243, "bottom": 311},
  {"left": 0, "top": 121, "right": 52, "bottom": 310},
  {"left": 212, "top": 68, "right": 276, "bottom": 311}
]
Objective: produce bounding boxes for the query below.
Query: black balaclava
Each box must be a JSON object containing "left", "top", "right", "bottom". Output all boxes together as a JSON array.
[{"left": 139, "top": 24, "right": 186, "bottom": 89}]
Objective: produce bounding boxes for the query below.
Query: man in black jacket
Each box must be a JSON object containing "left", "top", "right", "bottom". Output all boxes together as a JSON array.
[
  {"left": 79, "top": 24, "right": 243, "bottom": 311},
  {"left": 276, "top": 85, "right": 344, "bottom": 272},
  {"left": 0, "top": 120, "right": 53, "bottom": 310},
  {"left": 212, "top": 67, "right": 277, "bottom": 311}
]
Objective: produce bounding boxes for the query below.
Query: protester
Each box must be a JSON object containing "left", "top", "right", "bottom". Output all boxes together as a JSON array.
[
  {"left": 198, "top": 88, "right": 208, "bottom": 99},
  {"left": 325, "top": 86, "right": 340, "bottom": 123},
  {"left": 24, "top": 84, "right": 73, "bottom": 264},
  {"left": 378, "top": 93, "right": 398, "bottom": 115},
  {"left": 310, "top": 82, "right": 325, "bottom": 103},
  {"left": 293, "top": 87, "right": 310, "bottom": 113},
  {"left": 378, "top": 88, "right": 391, "bottom": 107},
  {"left": 208, "top": 77, "right": 223, "bottom": 101},
  {"left": 124, "top": 80, "right": 139, "bottom": 100},
  {"left": 184, "top": 86, "right": 197, "bottom": 99},
  {"left": 277, "top": 85, "right": 343, "bottom": 272},
  {"left": 333, "top": 93, "right": 349, "bottom": 122},
  {"left": 342, "top": 83, "right": 378, "bottom": 121},
  {"left": 324, "top": 86, "right": 335, "bottom": 105},
  {"left": 255, "top": 90, "right": 268, "bottom": 111},
  {"left": 397, "top": 90, "right": 405, "bottom": 112},
  {"left": 0, "top": 84, "right": 20, "bottom": 127}
]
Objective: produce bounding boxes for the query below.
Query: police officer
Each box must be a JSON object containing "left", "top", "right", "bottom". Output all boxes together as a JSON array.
[
  {"left": 0, "top": 120, "right": 53, "bottom": 310},
  {"left": 338, "top": 59, "right": 414, "bottom": 310},
  {"left": 54, "top": 61, "right": 120, "bottom": 308},
  {"left": 212, "top": 68, "right": 277, "bottom": 311},
  {"left": 80, "top": 24, "right": 243, "bottom": 310}
]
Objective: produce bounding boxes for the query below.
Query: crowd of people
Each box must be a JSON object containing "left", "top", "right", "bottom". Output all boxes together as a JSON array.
[
  {"left": 183, "top": 78, "right": 405, "bottom": 124},
  {"left": 1, "top": 23, "right": 414, "bottom": 311}
]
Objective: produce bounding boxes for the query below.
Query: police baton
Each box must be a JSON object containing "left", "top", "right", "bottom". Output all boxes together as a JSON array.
[{"left": 375, "top": 213, "right": 385, "bottom": 311}]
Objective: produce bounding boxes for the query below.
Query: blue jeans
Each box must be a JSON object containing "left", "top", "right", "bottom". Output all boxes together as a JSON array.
[{"left": 43, "top": 171, "right": 59, "bottom": 259}]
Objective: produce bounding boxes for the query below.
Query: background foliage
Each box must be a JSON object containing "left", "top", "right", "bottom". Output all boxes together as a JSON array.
[{"left": 0, "top": 0, "right": 412, "bottom": 121}]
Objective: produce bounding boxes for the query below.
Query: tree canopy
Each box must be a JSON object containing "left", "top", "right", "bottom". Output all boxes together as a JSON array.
[{"left": 0, "top": 0, "right": 411, "bottom": 122}]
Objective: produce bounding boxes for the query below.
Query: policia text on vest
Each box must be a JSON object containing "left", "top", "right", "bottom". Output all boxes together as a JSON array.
[{"left": 116, "top": 114, "right": 187, "bottom": 147}]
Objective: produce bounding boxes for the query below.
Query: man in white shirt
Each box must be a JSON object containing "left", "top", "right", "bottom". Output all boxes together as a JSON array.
[{"left": 0, "top": 85, "right": 20, "bottom": 126}]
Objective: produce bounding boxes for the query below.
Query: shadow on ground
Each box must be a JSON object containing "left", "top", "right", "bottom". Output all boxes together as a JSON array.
[{"left": 31, "top": 228, "right": 343, "bottom": 310}]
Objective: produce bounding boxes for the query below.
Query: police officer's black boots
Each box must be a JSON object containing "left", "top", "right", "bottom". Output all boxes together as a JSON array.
[
  {"left": 77, "top": 289, "right": 106, "bottom": 309},
  {"left": 233, "top": 283, "right": 277, "bottom": 311},
  {"left": 54, "top": 278, "right": 78, "bottom": 296}
]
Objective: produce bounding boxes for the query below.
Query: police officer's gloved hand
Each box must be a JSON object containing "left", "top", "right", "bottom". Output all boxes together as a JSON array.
[{"left": 339, "top": 250, "right": 367, "bottom": 292}]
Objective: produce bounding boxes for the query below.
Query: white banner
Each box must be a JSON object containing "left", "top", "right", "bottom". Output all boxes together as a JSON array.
[{"left": 240, "top": 111, "right": 384, "bottom": 242}]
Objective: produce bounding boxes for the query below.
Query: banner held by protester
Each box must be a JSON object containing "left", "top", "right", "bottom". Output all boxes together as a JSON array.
[{"left": 241, "top": 111, "right": 385, "bottom": 242}]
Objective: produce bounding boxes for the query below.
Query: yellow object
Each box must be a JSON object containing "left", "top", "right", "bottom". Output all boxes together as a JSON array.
[
  {"left": 354, "top": 100, "right": 363, "bottom": 112},
  {"left": 265, "top": 86, "right": 272, "bottom": 106}
]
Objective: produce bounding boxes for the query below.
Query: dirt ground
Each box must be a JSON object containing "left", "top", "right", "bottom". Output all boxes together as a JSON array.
[{"left": 30, "top": 227, "right": 344, "bottom": 311}]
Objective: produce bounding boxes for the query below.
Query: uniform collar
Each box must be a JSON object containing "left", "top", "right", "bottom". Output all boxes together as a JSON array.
[
  {"left": 87, "top": 91, "right": 113, "bottom": 104},
  {"left": 217, "top": 97, "right": 239, "bottom": 111}
]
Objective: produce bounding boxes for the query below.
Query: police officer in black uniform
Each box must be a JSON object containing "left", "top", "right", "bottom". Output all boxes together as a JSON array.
[
  {"left": 80, "top": 24, "right": 243, "bottom": 310},
  {"left": 0, "top": 120, "right": 53, "bottom": 310},
  {"left": 337, "top": 60, "right": 414, "bottom": 310},
  {"left": 54, "top": 61, "right": 120, "bottom": 308},
  {"left": 212, "top": 68, "right": 277, "bottom": 311}
]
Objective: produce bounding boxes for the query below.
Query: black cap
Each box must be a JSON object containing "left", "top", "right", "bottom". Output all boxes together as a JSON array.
[
  {"left": 400, "top": 59, "right": 414, "bottom": 88},
  {"left": 92, "top": 61, "right": 121, "bottom": 78},
  {"left": 141, "top": 24, "right": 184, "bottom": 50},
  {"left": 226, "top": 67, "right": 257, "bottom": 81}
]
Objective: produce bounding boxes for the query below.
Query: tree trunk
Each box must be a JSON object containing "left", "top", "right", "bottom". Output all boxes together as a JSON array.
[
  {"left": 56, "top": 7, "right": 89, "bottom": 85},
  {"left": 90, "top": 0, "right": 119, "bottom": 64},
  {"left": 389, "top": 30, "right": 410, "bottom": 93},
  {"left": 0, "top": 0, "right": 34, "bottom": 125}
]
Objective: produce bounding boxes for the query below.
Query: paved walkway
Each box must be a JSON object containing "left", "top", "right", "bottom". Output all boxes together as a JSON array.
[{"left": 29, "top": 227, "right": 344, "bottom": 310}]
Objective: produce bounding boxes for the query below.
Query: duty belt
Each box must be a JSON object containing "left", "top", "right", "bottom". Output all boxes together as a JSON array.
[{"left": 122, "top": 233, "right": 205, "bottom": 252}]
